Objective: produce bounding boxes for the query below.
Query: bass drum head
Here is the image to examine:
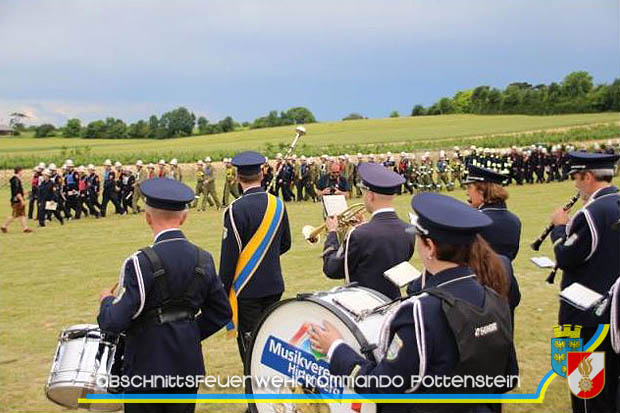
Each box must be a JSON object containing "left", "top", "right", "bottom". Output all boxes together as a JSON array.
[{"left": 246, "top": 298, "right": 377, "bottom": 413}]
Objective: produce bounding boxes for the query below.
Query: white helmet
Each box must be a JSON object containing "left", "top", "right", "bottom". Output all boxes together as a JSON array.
[
  {"left": 87, "top": 164, "right": 95, "bottom": 170},
  {"left": 158, "top": 159, "right": 166, "bottom": 165},
  {"left": 48, "top": 163, "right": 57, "bottom": 171},
  {"left": 114, "top": 161, "right": 122, "bottom": 168},
  {"left": 170, "top": 158, "right": 178, "bottom": 166},
  {"left": 103, "top": 159, "right": 112, "bottom": 166},
  {"left": 42, "top": 168, "right": 51, "bottom": 176},
  {"left": 147, "top": 163, "right": 155, "bottom": 169},
  {"left": 136, "top": 160, "right": 144, "bottom": 167},
  {"left": 65, "top": 159, "right": 74, "bottom": 167},
  {"left": 204, "top": 156, "right": 212, "bottom": 163}
]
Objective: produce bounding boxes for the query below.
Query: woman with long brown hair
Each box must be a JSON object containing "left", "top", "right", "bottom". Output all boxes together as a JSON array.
[
  {"left": 310, "top": 193, "right": 518, "bottom": 412},
  {"left": 464, "top": 165, "right": 522, "bottom": 262}
]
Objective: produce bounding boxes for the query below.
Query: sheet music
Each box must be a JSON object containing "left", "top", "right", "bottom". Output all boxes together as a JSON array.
[
  {"left": 531, "top": 256, "right": 555, "bottom": 268},
  {"left": 560, "top": 283, "right": 604, "bottom": 311},
  {"left": 332, "top": 291, "right": 385, "bottom": 316},
  {"left": 323, "top": 195, "right": 348, "bottom": 217},
  {"left": 384, "top": 261, "right": 422, "bottom": 287}
]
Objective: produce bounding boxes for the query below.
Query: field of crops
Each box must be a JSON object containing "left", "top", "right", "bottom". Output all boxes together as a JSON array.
[
  {"left": 1, "top": 113, "right": 618, "bottom": 169},
  {"left": 2, "top": 174, "right": 618, "bottom": 412}
]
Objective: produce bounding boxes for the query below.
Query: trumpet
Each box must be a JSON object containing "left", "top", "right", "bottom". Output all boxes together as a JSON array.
[
  {"left": 530, "top": 192, "right": 581, "bottom": 251},
  {"left": 302, "top": 203, "right": 366, "bottom": 244}
]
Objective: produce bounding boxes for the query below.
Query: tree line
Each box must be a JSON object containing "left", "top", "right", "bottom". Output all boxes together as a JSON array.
[
  {"left": 16, "top": 70, "right": 620, "bottom": 139},
  {"left": 411, "top": 71, "right": 620, "bottom": 116},
  {"left": 29, "top": 106, "right": 316, "bottom": 139}
]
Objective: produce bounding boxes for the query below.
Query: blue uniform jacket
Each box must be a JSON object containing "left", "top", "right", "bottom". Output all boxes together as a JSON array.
[
  {"left": 97, "top": 229, "right": 232, "bottom": 388},
  {"left": 219, "top": 186, "right": 291, "bottom": 298},
  {"left": 323, "top": 210, "right": 415, "bottom": 299},
  {"left": 329, "top": 267, "right": 518, "bottom": 412},
  {"left": 407, "top": 255, "right": 521, "bottom": 325},
  {"left": 551, "top": 186, "right": 620, "bottom": 326},
  {"left": 479, "top": 201, "right": 522, "bottom": 261}
]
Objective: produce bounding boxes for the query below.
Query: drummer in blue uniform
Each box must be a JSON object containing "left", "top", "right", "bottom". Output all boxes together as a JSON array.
[
  {"left": 465, "top": 165, "right": 522, "bottom": 261},
  {"left": 549, "top": 152, "right": 620, "bottom": 412},
  {"left": 219, "top": 151, "right": 291, "bottom": 369},
  {"left": 322, "top": 162, "right": 415, "bottom": 299},
  {"left": 97, "top": 178, "right": 231, "bottom": 413},
  {"left": 311, "top": 193, "right": 518, "bottom": 413}
]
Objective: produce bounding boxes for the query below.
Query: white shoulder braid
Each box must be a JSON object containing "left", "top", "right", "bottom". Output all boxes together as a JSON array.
[
  {"left": 375, "top": 294, "right": 430, "bottom": 393},
  {"left": 225, "top": 201, "right": 243, "bottom": 252}
]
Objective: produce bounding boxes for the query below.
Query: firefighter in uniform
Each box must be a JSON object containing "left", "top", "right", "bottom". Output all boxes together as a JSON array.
[
  {"left": 322, "top": 162, "right": 415, "bottom": 299},
  {"left": 311, "top": 192, "right": 518, "bottom": 413},
  {"left": 192, "top": 160, "right": 206, "bottom": 210},
  {"left": 465, "top": 165, "right": 522, "bottom": 262},
  {"left": 549, "top": 152, "right": 620, "bottom": 412},
  {"left": 222, "top": 158, "right": 239, "bottom": 207},
  {"left": 132, "top": 160, "right": 148, "bottom": 213},
  {"left": 97, "top": 178, "right": 231, "bottom": 413},
  {"left": 219, "top": 151, "right": 291, "bottom": 371},
  {"left": 203, "top": 157, "right": 220, "bottom": 210}
]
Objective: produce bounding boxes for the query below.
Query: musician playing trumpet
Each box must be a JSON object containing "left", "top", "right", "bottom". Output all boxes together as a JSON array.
[
  {"left": 322, "top": 163, "right": 414, "bottom": 299},
  {"left": 548, "top": 152, "right": 620, "bottom": 412}
]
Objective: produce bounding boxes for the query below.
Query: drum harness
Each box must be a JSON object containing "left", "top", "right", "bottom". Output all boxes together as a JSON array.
[
  {"left": 370, "top": 276, "right": 514, "bottom": 393},
  {"left": 128, "top": 244, "right": 206, "bottom": 334}
]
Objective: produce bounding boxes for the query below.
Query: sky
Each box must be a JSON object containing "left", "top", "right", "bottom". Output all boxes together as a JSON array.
[{"left": 0, "top": 0, "right": 618, "bottom": 126}]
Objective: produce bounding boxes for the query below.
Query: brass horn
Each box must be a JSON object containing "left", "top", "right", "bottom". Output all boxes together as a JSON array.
[{"left": 302, "top": 203, "right": 367, "bottom": 244}]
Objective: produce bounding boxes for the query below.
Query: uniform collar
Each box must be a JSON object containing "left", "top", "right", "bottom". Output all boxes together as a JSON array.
[
  {"left": 371, "top": 207, "right": 395, "bottom": 218},
  {"left": 590, "top": 185, "right": 618, "bottom": 200},
  {"left": 480, "top": 200, "right": 507, "bottom": 210},
  {"left": 424, "top": 266, "right": 475, "bottom": 289},
  {"left": 243, "top": 185, "right": 264, "bottom": 195},
  {"left": 154, "top": 228, "right": 185, "bottom": 243}
]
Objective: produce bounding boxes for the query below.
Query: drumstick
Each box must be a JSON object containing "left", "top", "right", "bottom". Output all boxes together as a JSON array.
[{"left": 111, "top": 282, "right": 119, "bottom": 294}]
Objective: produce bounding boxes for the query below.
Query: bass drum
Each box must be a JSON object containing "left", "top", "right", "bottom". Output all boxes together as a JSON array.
[{"left": 246, "top": 286, "right": 396, "bottom": 413}]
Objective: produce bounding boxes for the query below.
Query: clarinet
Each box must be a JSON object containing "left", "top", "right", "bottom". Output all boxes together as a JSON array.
[
  {"left": 531, "top": 192, "right": 581, "bottom": 251},
  {"left": 543, "top": 193, "right": 582, "bottom": 284}
]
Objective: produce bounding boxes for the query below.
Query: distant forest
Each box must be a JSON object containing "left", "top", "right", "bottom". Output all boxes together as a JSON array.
[
  {"left": 411, "top": 71, "right": 620, "bottom": 116},
  {"left": 9, "top": 71, "right": 619, "bottom": 140}
]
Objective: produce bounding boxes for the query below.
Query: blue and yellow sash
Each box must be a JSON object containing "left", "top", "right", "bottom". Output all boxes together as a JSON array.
[{"left": 226, "top": 193, "right": 284, "bottom": 336}]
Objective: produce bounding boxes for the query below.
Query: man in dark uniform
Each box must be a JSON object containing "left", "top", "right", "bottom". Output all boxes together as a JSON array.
[
  {"left": 549, "top": 152, "right": 620, "bottom": 413},
  {"left": 317, "top": 163, "right": 350, "bottom": 197},
  {"left": 97, "top": 178, "right": 232, "bottom": 413},
  {"left": 63, "top": 160, "right": 82, "bottom": 219},
  {"left": 310, "top": 193, "right": 518, "bottom": 412},
  {"left": 465, "top": 165, "right": 522, "bottom": 261},
  {"left": 219, "top": 151, "right": 291, "bottom": 369},
  {"left": 37, "top": 169, "right": 64, "bottom": 226},
  {"left": 101, "top": 159, "right": 123, "bottom": 217},
  {"left": 322, "top": 162, "right": 415, "bottom": 299}
]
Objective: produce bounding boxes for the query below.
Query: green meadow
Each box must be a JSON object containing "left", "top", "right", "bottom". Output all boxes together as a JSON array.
[{"left": 1, "top": 113, "right": 618, "bottom": 170}]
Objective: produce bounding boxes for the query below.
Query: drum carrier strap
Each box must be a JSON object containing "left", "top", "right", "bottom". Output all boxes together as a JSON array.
[{"left": 130, "top": 245, "right": 207, "bottom": 332}]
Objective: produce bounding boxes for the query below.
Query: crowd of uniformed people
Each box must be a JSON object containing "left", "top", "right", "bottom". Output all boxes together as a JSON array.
[
  {"left": 13, "top": 140, "right": 620, "bottom": 233},
  {"left": 3, "top": 138, "right": 620, "bottom": 413}
]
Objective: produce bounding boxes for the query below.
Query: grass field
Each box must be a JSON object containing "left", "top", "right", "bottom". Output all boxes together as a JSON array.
[
  {"left": 1, "top": 113, "right": 618, "bottom": 169},
  {"left": 1, "top": 174, "right": 617, "bottom": 412}
]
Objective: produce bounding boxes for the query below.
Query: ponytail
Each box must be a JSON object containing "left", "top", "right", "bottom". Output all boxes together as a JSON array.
[
  {"left": 421, "top": 234, "right": 509, "bottom": 298},
  {"left": 468, "top": 235, "right": 508, "bottom": 298}
]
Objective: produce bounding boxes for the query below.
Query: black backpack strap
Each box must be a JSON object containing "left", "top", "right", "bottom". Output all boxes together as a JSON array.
[
  {"left": 183, "top": 245, "right": 208, "bottom": 302},
  {"left": 422, "top": 287, "right": 456, "bottom": 307},
  {"left": 139, "top": 246, "right": 171, "bottom": 304}
]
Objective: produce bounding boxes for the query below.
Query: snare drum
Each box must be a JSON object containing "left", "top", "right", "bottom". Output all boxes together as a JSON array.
[
  {"left": 46, "top": 324, "right": 122, "bottom": 411},
  {"left": 247, "top": 286, "right": 397, "bottom": 413}
]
